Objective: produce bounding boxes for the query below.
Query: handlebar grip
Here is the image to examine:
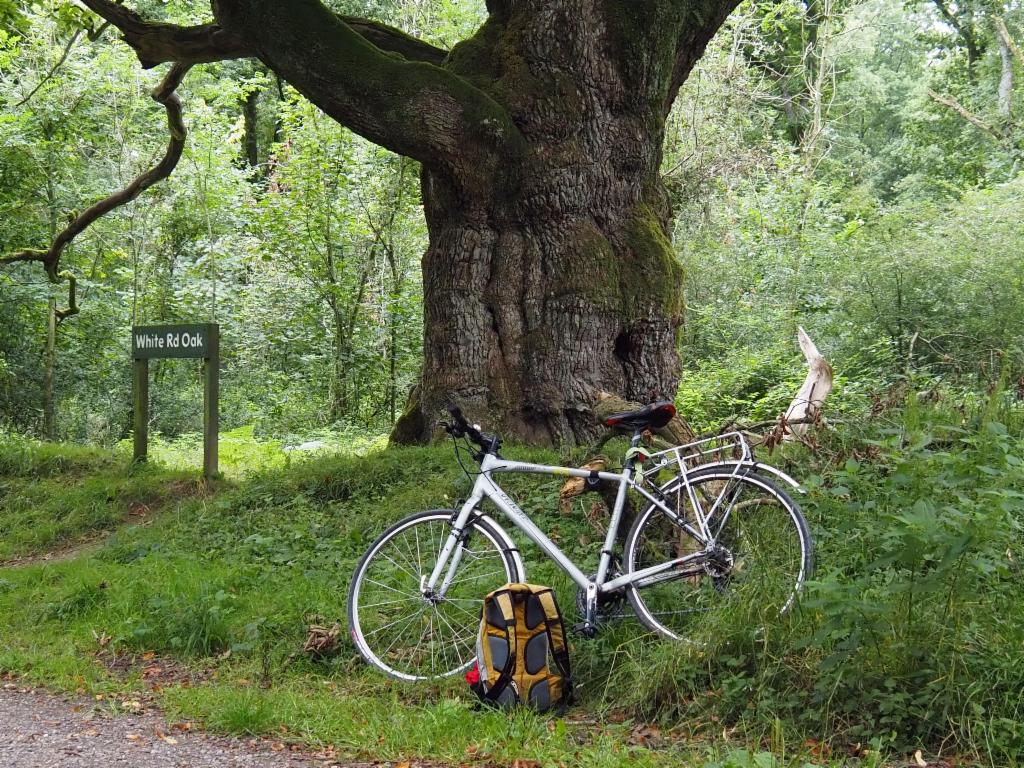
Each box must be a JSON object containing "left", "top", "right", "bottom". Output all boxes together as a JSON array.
[
  {"left": 446, "top": 404, "right": 487, "bottom": 446},
  {"left": 444, "top": 402, "right": 502, "bottom": 455}
]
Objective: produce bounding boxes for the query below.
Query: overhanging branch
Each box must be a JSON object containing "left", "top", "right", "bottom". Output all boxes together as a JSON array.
[
  {"left": 668, "top": 0, "right": 744, "bottom": 113},
  {"left": 79, "top": 1, "right": 482, "bottom": 176},
  {"left": 80, "top": 0, "right": 247, "bottom": 67},
  {"left": 1, "top": 62, "right": 193, "bottom": 321},
  {"left": 79, "top": 0, "right": 447, "bottom": 68},
  {"left": 213, "top": 0, "right": 522, "bottom": 176}
]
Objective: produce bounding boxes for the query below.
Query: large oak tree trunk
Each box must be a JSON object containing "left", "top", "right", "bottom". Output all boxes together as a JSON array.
[{"left": 394, "top": 0, "right": 722, "bottom": 444}]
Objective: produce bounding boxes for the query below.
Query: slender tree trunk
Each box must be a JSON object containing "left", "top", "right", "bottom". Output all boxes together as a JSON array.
[
  {"left": 43, "top": 147, "right": 58, "bottom": 440},
  {"left": 327, "top": 260, "right": 370, "bottom": 421},
  {"left": 242, "top": 87, "right": 260, "bottom": 168},
  {"left": 329, "top": 303, "right": 346, "bottom": 420},
  {"left": 43, "top": 297, "right": 57, "bottom": 439},
  {"left": 388, "top": 322, "right": 398, "bottom": 423},
  {"left": 997, "top": 30, "right": 1013, "bottom": 124}
]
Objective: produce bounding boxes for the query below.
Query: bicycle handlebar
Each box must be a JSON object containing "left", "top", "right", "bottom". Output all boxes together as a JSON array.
[{"left": 444, "top": 404, "right": 501, "bottom": 455}]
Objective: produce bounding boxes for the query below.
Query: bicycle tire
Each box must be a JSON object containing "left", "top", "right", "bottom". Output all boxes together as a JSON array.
[
  {"left": 348, "top": 509, "right": 523, "bottom": 681},
  {"left": 624, "top": 466, "right": 812, "bottom": 640}
]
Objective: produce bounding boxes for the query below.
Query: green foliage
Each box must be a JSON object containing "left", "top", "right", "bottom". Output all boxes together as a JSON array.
[
  {"left": 589, "top": 396, "right": 1024, "bottom": 763},
  {"left": 0, "top": 4, "right": 429, "bottom": 441}
]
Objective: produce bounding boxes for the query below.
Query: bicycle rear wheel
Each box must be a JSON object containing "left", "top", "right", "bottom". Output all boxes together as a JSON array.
[
  {"left": 348, "top": 510, "right": 523, "bottom": 681},
  {"left": 624, "top": 467, "right": 812, "bottom": 640}
]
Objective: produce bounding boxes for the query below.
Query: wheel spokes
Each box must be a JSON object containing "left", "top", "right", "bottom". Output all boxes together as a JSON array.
[{"left": 353, "top": 514, "right": 515, "bottom": 680}]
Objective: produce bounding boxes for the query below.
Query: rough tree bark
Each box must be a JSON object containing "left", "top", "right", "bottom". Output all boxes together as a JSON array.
[
  {"left": 403, "top": 1, "right": 737, "bottom": 444},
  {"left": 19, "top": 0, "right": 741, "bottom": 445}
]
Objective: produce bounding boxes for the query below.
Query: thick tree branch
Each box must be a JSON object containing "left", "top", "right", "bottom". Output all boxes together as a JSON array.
[
  {"left": 212, "top": 0, "right": 523, "bottom": 176},
  {"left": 78, "top": 1, "right": 479, "bottom": 175},
  {"left": 927, "top": 88, "right": 1005, "bottom": 141},
  {"left": 1, "top": 63, "right": 192, "bottom": 321},
  {"left": 80, "top": 0, "right": 447, "bottom": 68},
  {"left": 668, "top": 0, "right": 744, "bottom": 112},
  {"left": 340, "top": 16, "right": 447, "bottom": 65},
  {"left": 79, "top": 0, "right": 247, "bottom": 67}
]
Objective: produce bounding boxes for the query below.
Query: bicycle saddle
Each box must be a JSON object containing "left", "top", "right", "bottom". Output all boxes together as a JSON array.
[{"left": 602, "top": 400, "right": 676, "bottom": 430}]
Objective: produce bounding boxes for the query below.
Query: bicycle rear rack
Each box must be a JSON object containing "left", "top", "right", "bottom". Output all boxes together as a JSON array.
[{"left": 645, "top": 431, "right": 753, "bottom": 477}]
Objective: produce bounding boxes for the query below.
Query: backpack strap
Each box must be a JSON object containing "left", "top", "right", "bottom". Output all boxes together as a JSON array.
[
  {"left": 534, "top": 587, "right": 573, "bottom": 706},
  {"left": 477, "top": 589, "right": 518, "bottom": 705}
]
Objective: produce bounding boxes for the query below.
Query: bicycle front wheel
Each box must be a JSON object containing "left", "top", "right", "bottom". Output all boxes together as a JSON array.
[
  {"left": 624, "top": 467, "right": 812, "bottom": 640},
  {"left": 348, "top": 510, "right": 523, "bottom": 681}
]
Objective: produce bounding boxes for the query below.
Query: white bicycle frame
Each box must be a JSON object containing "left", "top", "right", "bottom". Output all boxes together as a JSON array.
[{"left": 424, "top": 446, "right": 802, "bottom": 604}]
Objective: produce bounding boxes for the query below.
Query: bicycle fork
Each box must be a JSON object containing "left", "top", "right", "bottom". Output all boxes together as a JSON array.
[{"left": 423, "top": 491, "right": 486, "bottom": 600}]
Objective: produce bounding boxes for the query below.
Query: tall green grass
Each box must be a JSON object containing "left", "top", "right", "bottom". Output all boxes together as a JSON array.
[{"left": 0, "top": 432, "right": 200, "bottom": 561}]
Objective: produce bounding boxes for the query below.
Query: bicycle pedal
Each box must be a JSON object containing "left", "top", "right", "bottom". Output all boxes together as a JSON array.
[{"left": 571, "top": 623, "right": 598, "bottom": 639}]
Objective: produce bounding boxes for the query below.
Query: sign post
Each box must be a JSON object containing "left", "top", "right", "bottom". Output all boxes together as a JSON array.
[{"left": 132, "top": 323, "right": 219, "bottom": 480}]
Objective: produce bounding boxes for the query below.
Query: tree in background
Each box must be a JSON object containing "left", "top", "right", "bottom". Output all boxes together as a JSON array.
[{"left": 2, "top": 0, "right": 1021, "bottom": 443}]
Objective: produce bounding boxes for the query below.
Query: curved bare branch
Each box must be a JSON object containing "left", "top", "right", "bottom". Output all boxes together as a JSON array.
[{"left": 1, "top": 63, "right": 192, "bottom": 320}]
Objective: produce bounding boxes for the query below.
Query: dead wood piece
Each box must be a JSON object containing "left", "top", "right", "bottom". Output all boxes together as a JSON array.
[
  {"left": 302, "top": 623, "right": 341, "bottom": 658},
  {"left": 558, "top": 455, "right": 609, "bottom": 503},
  {"left": 782, "top": 327, "right": 833, "bottom": 441}
]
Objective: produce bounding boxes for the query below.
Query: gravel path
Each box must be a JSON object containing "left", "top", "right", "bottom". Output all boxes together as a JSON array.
[{"left": 0, "top": 687, "right": 356, "bottom": 768}]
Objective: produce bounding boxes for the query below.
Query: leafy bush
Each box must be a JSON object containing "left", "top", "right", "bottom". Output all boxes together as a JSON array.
[{"left": 596, "top": 393, "right": 1024, "bottom": 762}]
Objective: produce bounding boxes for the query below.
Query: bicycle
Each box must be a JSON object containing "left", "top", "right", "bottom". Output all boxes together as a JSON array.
[{"left": 348, "top": 402, "right": 813, "bottom": 681}]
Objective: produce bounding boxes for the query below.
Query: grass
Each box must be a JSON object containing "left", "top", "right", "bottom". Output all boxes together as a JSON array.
[
  {"left": 0, "top": 433, "right": 202, "bottom": 562},
  {"left": 1, "top": 397, "right": 1022, "bottom": 767},
  {"left": 137, "top": 423, "right": 390, "bottom": 479}
]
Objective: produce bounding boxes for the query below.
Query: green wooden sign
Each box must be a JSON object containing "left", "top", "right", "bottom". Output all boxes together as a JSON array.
[
  {"left": 132, "top": 323, "right": 216, "bottom": 359},
  {"left": 132, "top": 323, "right": 219, "bottom": 480}
]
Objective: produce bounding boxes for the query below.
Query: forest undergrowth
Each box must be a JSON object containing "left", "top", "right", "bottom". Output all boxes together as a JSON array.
[{"left": 1, "top": 385, "right": 1022, "bottom": 768}]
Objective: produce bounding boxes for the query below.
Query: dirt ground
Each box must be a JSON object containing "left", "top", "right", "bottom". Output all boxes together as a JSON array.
[{"left": 0, "top": 685, "right": 382, "bottom": 768}]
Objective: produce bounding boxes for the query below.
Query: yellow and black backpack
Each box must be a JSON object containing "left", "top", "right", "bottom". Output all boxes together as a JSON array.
[{"left": 468, "top": 583, "right": 572, "bottom": 712}]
